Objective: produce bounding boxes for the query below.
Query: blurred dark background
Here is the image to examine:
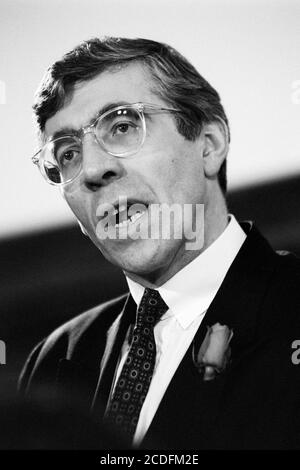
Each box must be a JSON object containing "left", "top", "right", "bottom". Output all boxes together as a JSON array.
[{"left": 1, "top": 175, "right": 299, "bottom": 396}]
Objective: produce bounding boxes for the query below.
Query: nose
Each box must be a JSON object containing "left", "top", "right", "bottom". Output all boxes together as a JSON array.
[{"left": 81, "top": 135, "right": 125, "bottom": 190}]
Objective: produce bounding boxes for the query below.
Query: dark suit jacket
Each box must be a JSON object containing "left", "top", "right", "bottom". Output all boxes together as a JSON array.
[{"left": 19, "top": 223, "right": 300, "bottom": 449}]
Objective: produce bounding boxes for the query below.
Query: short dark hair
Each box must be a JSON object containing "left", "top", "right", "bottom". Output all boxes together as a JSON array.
[{"left": 33, "top": 37, "right": 230, "bottom": 193}]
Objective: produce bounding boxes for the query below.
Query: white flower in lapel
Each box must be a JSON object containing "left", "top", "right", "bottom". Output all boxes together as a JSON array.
[{"left": 194, "top": 323, "right": 233, "bottom": 381}]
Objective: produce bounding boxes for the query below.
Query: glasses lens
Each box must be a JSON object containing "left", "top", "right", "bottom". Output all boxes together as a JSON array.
[
  {"left": 41, "top": 136, "right": 82, "bottom": 184},
  {"left": 96, "top": 107, "right": 144, "bottom": 156}
]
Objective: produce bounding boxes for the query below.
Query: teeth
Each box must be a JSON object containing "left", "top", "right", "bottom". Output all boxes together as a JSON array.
[
  {"left": 130, "top": 211, "right": 144, "bottom": 223},
  {"left": 115, "top": 210, "right": 145, "bottom": 228}
]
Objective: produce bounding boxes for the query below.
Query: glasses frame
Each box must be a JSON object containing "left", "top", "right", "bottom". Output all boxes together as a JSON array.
[{"left": 32, "top": 102, "right": 180, "bottom": 186}]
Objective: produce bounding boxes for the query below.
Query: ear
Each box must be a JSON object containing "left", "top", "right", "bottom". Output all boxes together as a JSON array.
[{"left": 202, "top": 119, "right": 229, "bottom": 179}]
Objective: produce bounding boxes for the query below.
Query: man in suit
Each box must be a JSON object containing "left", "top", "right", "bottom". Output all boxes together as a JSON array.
[{"left": 20, "top": 37, "right": 300, "bottom": 449}]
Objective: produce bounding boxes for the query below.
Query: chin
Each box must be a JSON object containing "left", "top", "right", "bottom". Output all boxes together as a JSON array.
[
  {"left": 104, "top": 238, "right": 182, "bottom": 279},
  {"left": 112, "top": 245, "right": 161, "bottom": 274}
]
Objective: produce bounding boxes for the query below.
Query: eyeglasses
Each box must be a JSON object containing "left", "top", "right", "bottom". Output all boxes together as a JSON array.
[{"left": 32, "top": 102, "right": 180, "bottom": 186}]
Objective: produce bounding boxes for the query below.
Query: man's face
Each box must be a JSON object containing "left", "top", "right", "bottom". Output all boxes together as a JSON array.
[{"left": 44, "top": 63, "right": 209, "bottom": 282}]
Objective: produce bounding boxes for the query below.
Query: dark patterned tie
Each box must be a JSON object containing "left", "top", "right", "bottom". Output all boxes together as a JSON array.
[{"left": 105, "top": 288, "right": 168, "bottom": 440}]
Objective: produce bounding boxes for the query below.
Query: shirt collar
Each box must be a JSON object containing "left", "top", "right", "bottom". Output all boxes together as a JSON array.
[{"left": 125, "top": 214, "right": 247, "bottom": 329}]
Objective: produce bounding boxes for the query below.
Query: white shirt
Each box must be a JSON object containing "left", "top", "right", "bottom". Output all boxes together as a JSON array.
[{"left": 113, "top": 214, "right": 246, "bottom": 446}]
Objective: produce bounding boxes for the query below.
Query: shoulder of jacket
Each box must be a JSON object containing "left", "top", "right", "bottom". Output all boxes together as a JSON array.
[
  {"left": 19, "top": 293, "right": 129, "bottom": 395},
  {"left": 32, "top": 293, "right": 128, "bottom": 364}
]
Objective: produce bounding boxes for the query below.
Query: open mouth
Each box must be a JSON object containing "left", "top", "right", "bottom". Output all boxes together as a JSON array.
[
  {"left": 114, "top": 204, "right": 146, "bottom": 228},
  {"left": 96, "top": 198, "right": 149, "bottom": 230}
]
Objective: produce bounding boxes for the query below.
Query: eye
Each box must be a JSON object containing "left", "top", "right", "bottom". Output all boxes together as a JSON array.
[
  {"left": 51, "top": 136, "right": 81, "bottom": 166},
  {"left": 112, "top": 121, "right": 137, "bottom": 136},
  {"left": 55, "top": 147, "right": 80, "bottom": 166},
  {"left": 61, "top": 150, "right": 77, "bottom": 162}
]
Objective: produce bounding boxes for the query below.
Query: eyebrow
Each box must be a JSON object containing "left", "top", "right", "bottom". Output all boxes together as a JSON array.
[{"left": 48, "top": 101, "right": 131, "bottom": 141}]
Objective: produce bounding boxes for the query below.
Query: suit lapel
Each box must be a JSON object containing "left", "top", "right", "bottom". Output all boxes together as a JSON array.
[
  {"left": 52, "top": 295, "right": 135, "bottom": 417},
  {"left": 142, "top": 223, "right": 278, "bottom": 448},
  {"left": 91, "top": 293, "right": 137, "bottom": 418}
]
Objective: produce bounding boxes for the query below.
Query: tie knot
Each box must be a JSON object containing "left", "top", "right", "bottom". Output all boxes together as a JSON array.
[{"left": 135, "top": 288, "right": 168, "bottom": 328}]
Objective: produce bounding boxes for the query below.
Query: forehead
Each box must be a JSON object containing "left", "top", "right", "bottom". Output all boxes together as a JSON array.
[{"left": 44, "top": 62, "right": 159, "bottom": 138}]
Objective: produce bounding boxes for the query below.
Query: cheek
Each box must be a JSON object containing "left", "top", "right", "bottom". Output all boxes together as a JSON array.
[
  {"left": 64, "top": 192, "right": 90, "bottom": 225},
  {"left": 153, "top": 148, "right": 204, "bottom": 203}
]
